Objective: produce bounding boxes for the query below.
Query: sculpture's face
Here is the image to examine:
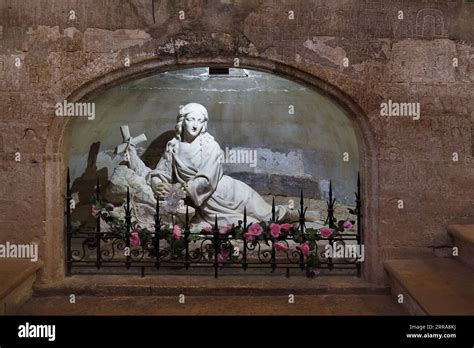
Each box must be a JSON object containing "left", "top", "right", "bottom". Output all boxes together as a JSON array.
[{"left": 183, "top": 111, "right": 206, "bottom": 140}]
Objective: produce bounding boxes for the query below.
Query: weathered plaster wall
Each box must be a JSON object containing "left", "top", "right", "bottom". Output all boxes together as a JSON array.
[{"left": 0, "top": 0, "right": 473, "bottom": 284}]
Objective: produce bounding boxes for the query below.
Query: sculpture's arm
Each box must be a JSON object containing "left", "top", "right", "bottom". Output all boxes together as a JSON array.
[
  {"left": 145, "top": 142, "right": 174, "bottom": 196},
  {"left": 127, "top": 146, "right": 151, "bottom": 177},
  {"left": 186, "top": 142, "right": 223, "bottom": 207}
]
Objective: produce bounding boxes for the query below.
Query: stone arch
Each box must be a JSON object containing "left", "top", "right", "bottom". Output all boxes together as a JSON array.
[{"left": 43, "top": 56, "right": 380, "bottom": 284}]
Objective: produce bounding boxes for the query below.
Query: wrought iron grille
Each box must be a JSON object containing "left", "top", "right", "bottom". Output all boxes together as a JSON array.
[{"left": 65, "top": 170, "right": 363, "bottom": 278}]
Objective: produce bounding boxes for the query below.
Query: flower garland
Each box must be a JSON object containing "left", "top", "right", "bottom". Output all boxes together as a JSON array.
[
  {"left": 91, "top": 199, "right": 152, "bottom": 249},
  {"left": 85, "top": 199, "right": 355, "bottom": 277}
]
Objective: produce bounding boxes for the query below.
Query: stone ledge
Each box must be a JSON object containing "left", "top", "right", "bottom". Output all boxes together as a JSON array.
[
  {"left": 0, "top": 259, "right": 42, "bottom": 300},
  {"left": 16, "top": 294, "right": 404, "bottom": 315},
  {"left": 230, "top": 172, "right": 321, "bottom": 200},
  {"left": 388, "top": 275, "right": 425, "bottom": 315},
  {"left": 33, "top": 274, "right": 388, "bottom": 297},
  {"left": 0, "top": 259, "right": 42, "bottom": 315},
  {"left": 447, "top": 224, "right": 474, "bottom": 245},
  {"left": 447, "top": 224, "right": 474, "bottom": 269},
  {"left": 384, "top": 259, "right": 474, "bottom": 315}
]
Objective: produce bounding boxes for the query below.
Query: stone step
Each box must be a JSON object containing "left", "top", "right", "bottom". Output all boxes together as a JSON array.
[
  {"left": 447, "top": 224, "right": 474, "bottom": 269},
  {"left": 33, "top": 274, "right": 388, "bottom": 297},
  {"left": 384, "top": 258, "right": 474, "bottom": 315},
  {"left": 0, "top": 259, "right": 42, "bottom": 315},
  {"left": 16, "top": 294, "right": 404, "bottom": 315}
]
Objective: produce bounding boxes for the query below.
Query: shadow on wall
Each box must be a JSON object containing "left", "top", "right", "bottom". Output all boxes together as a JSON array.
[
  {"left": 70, "top": 142, "right": 108, "bottom": 225},
  {"left": 70, "top": 132, "right": 175, "bottom": 226},
  {"left": 142, "top": 130, "right": 175, "bottom": 169}
]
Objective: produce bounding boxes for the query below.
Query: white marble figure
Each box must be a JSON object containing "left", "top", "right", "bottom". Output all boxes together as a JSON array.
[{"left": 121, "top": 103, "right": 319, "bottom": 226}]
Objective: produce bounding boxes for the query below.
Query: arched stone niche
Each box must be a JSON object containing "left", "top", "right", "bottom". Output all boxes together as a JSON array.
[{"left": 44, "top": 57, "right": 379, "bottom": 285}]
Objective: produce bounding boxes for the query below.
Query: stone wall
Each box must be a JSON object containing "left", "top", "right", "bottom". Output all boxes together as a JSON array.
[{"left": 0, "top": 0, "right": 473, "bottom": 285}]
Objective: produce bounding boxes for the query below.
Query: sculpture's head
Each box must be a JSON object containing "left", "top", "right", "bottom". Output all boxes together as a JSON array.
[{"left": 176, "top": 103, "right": 209, "bottom": 142}]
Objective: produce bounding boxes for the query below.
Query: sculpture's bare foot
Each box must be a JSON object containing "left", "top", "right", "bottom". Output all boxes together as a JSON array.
[{"left": 281, "top": 208, "right": 321, "bottom": 223}]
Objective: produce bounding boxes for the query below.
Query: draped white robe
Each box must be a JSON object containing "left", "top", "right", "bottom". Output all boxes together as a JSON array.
[{"left": 146, "top": 133, "right": 297, "bottom": 225}]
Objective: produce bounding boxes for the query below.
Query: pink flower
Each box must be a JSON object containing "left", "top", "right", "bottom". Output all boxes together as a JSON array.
[
  {"left": 320, "top": 227, "right": 334, "bottom": 239},
  {"left": 280, "top": 223, "right": 292, "bottom": 231},
  {"left": 270, "top": 223, "right": 281, "bottom": 238},
  {"left": 314, "top": 268, "right": 321, "bottom": 276},
  {"left": 247, "top": 224, "right": 263, "bottom": 236},
  {"left": 299, "top": 242, "right": 310, "bottom": 256},
  {"left": 202, "top": 226, "right": 213, "bottom": 234},
  {"left": 343, "top": 220, "right": 353, "bottom": 229},
  {"left": 274, "top": 241, "right": 288, "bottom": 252},
  {"left": 91, "top": 205, "right": 99, "bottom": 218},
  {"left": 172, "top": 225, "right": 182, "bottom": 239},
  {"left": 245, "top": 234, "right": 255, "bottom": 242},
  {"left": 130, "top": 229, "right": 141, "bottom": 247},
  {"left": 219, "top": 224, "right": 233, "bottom": 235},
  {"left": 245, "top": 223, "right": 263, "bottom": 241},
  {"left": 217, "top": 249, "right": 230, "bottom": 262}
]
